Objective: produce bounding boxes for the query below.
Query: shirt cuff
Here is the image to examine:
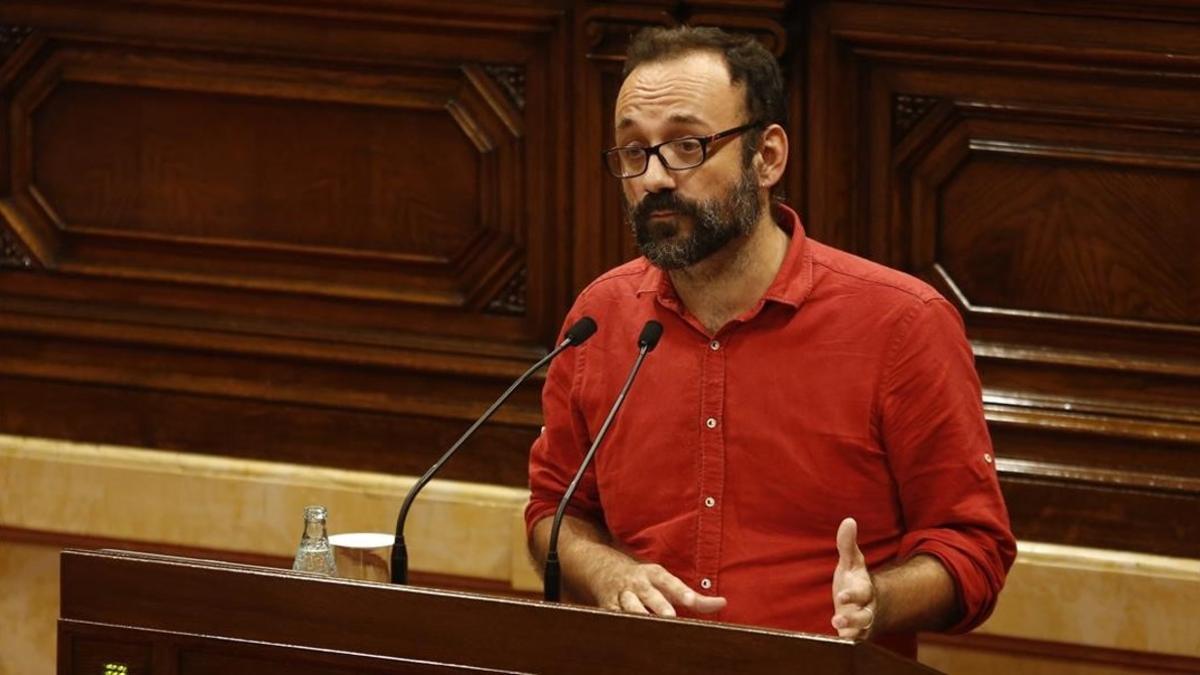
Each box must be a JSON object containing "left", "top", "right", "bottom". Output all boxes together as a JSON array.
[
  {"left": 523, "top": 498, "right": 601, "bottom": 540},
  {"left": 898, "top": 530, "right": 1008, "bottom": 634}
]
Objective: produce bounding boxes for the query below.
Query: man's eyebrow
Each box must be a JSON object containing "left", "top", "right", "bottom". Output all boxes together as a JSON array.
[{"left": 667, "top": 113, "right": 707, "bottom": 126}]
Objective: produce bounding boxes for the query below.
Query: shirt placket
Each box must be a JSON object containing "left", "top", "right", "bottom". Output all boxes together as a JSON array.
[{"left": 696, "top": 333, "right": 727, "bottom": 594}]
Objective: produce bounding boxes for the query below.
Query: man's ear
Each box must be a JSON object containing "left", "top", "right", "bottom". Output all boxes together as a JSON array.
[{"left": 756, "top": 123, "right": 789, "bottom": 190}]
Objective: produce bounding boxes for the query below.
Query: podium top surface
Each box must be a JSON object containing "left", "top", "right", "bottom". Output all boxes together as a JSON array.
[{"left": 59, "top": 549, "right": 941, "bottom": 675}]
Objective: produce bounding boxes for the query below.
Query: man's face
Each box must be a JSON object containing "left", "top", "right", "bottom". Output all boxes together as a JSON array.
[{"left": 614, "top": 52, "right": 762, "bottom": 270}]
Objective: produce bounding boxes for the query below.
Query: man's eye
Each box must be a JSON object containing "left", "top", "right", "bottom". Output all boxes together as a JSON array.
[
  {"left": 618, "top": 147, "right": 646, "bottom": 159},
  {"left": 674, "top": 139, "right": 702, "bottom": 153}
]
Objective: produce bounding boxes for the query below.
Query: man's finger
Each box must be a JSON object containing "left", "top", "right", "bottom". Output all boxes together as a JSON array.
[
  {"left": 836, "top": 517, "right": 864, "bottom": 569},
  {"left": 835, "top": 582, "right": 873, "bottom": 607},
  {"left": 832, "top": 605, "right": 875, "bottom": 638},
  {"left": 618, "top": 589, "right": 649, "bottom": 615},
  {"left": 638, "top": 586, "right": 677, "bottom": 618},
  {"left": 690, "top": 593, "right": 728, "bottom": 614},
  {"left": 650, "top": 567, "right": 728, "bottom": 615}
]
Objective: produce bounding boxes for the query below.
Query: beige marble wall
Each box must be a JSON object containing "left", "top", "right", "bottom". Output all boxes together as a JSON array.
[
  {"left": 0, "top": 434, "right": 535, "bottom": 675},
  {"left": 0, "top": 539, "right": 60, "bottom": 675},
  {"left": 978, "top": 543, "right": 1200, "bottom": 658},
  {"left": 920, "top": 541, "right": 1200, "bottom": 672},
  {"left": 0, "top": 434, "right": 532, "bottom": 582},
  {"left": 2, "top": 434, "right": 1197, "bottom": 675}
]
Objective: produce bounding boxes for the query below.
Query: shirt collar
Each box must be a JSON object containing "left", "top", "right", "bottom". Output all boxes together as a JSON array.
[{"left": 634, "top": 203, "right": 813, "bottom": 310}]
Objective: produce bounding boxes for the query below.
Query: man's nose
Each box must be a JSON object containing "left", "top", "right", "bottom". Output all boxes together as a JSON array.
[{"left": 640, "top": 153, "right": 676, "bottom": 193}]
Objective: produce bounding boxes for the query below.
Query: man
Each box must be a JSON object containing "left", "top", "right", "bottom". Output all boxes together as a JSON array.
[{"left": 525, "top": 26, "right": 1015, "bottom": 658}]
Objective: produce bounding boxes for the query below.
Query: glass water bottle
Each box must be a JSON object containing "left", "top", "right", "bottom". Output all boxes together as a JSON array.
[{"left": 292, "top": 504, "right": 337, "bottom": 576}]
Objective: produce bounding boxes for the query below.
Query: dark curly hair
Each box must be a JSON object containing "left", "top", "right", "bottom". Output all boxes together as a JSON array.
[{"left": 624, "top": 26, "right": 787, "bottom": 141}]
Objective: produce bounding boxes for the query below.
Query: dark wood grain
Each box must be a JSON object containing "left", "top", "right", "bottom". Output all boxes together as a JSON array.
[
  {"left": 67, "top": 623, "right": 527, "bottom": 675},
  {"left": 941, "top": 159, "right": 1197, "bottom": 323},
  {"left": 920, "top": 631, "right": 1200, "bottom": 674},
  {"left": 0, "top": 374, "right": 537, "bottom": 486},
  {"left": 57, "top": 549, "right": 940, "bottom": 675},
  {"left": 39, "top": 82, "right": 484, "bottom": 259},
  {"left": 808, "top": 0, "right": 1200, "bottom": 557},
  {"left": 1, "top": 0, "right": 1198, "bottom": 563}
]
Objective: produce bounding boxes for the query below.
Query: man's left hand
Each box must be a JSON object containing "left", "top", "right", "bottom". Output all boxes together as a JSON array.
[{"left": 831, "top": 517, "right": 878, "bottom": 639}]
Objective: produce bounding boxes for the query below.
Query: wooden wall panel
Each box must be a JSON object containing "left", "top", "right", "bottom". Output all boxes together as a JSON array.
[
  {"left": 38, "top": 82, "right": 485, "bottom": 258},
  {"left": 11, "top": 35, "right": 534, "bottom": 321},
  {"left": 0, "top": 0, "right": 1197, "bottom": 560},
  {"left": 0, "top": 0, "right": 574, "bottom": 479},
  {"left": 807, "top": 1, "right": 1200, "bottom": 556}
]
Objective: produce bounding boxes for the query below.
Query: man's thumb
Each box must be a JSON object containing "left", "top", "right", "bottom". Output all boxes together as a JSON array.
[{"left": 836, "top": 517, "right": 863, "bottom": 568}]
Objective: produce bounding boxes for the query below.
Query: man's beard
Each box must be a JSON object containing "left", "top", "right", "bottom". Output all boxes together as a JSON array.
[{"left": 625, "top": 167, "right": 762, "bottom": 271}]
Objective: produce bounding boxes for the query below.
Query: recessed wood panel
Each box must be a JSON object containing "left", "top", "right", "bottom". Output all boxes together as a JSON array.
[
  {"left": 37, "top": 82, "right": 481, "bottom": 260},
  {"left": 10, "top": 43, "right": 527, "bottom": 310},
  {"left": 941, "top": 157, "right": 1199, "bottom": 324},
  {"left": 69, "top": 637, "right": 152, "bottom": 675},
  {"left": 0, "top": 0, "right": 568, "bottom": 503}
]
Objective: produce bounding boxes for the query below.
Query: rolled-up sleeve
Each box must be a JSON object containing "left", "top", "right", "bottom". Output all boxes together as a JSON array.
[
  {"left": 880, "top": 298, "right": 1017, "bottom": 633},
  {"left": 524, "top": 311, "right": 604, "bottom": 537}
]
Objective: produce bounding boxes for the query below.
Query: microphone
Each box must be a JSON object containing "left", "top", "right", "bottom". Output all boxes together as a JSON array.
[
  {"left": 391, "top": 316, "right": 597, "bottom": 584},
  {"left": 543, "top": 319, "right": 663, "bottom": 601}
]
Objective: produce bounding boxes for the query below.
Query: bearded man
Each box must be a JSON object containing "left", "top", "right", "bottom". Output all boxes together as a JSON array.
[{"left": 525, "top": 26, "right": 1015, "bottom": 659}]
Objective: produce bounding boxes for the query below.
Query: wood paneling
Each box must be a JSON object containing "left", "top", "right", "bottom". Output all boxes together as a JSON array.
[
  {"left": 58, "top": 550, "right": 936, "bottom": 675},
  {"left": 920, "top": 632, "right": 1200, "bottom": 674},
  {"left": 0, "top": 0, "right": 1197, "bottom": 560},
  {"left": 0, "top": 1, "right": 797, "bottom": 480},
  {"left": 0, "top": 0, "right": 571, "bottom": 483},
  {"left": 11, "top": 31, "right": 532, "bottom": 315},
  {"left": 807, "top": 0, "right": 1200, "bottom": 555}
]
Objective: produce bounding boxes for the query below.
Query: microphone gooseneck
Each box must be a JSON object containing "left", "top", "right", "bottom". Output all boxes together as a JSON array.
[
  {"left": 544, "top": 319, "right": 663, "bottom": 602},
  {"left": 391, "top": 316, "right": 597, "bottom": 584}
]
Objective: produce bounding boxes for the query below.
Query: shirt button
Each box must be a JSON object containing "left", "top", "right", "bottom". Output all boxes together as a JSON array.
[
  {"left": 704, "top": 496, "right": 716, "bottom": 508},
  {"left": 984, "top": 453, "right": 994, "bottom": 464},
  {"left": 700, "top": 578, "right": 712, "bottom": 590},
  {"left": 705, "top": 417, "right": 717, "bottom": 429},
  {"left": 709, "top": 340, "right": 720, "bottom": 351}
]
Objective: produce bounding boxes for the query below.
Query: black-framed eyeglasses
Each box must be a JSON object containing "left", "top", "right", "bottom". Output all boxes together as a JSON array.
[{"left": 602, "top": 122, "right": 762, "bottom": 179}]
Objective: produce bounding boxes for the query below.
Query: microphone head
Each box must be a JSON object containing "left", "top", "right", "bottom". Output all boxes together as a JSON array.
[
  {"left": 638, "top": 320, "right": 663, "bottom": 352},
  {"left": 564, "top": 316, "right": 598, "bottom": 346}
]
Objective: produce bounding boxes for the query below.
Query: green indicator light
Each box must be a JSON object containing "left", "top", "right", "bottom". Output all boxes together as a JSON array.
[{"left": 103, "top": 664, "right": 129, "bottom": 675}]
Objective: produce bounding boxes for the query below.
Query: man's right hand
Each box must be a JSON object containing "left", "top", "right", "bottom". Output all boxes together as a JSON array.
[
  {"left": 531, "top": 515, "right": 726, "bottom": 618},
  {"left": 592, "top": 559, "right": 727, "bottom": 618}
]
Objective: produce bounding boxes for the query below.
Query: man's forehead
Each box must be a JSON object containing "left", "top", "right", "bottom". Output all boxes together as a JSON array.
[
  {"left": 614, "top": 52, "right": 741, "bottom": 129},
  {"left": 617, "top": 111, "right": 706, "bottom": 130}
]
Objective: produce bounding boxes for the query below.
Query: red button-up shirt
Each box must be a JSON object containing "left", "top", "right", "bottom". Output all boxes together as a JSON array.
[{"left": 526, "top": 205, "right": 1016, "bottom": 657}]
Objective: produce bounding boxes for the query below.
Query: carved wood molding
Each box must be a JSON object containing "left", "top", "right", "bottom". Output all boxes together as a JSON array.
[
  {"left": 682, "top": 12, "right": 789, "bottom": 58},
  {"left": 482, "top": 64, "right": 525, "bottom": 110},
  {"left": 995, "top": 455, "right": 1200, "bottom": 495},
  {"left": 485, "top": 265, "right": 528, "bottom": 316},
  {"left": 581, "top": 6, "right": 788, "bottom": 61},
  {"left": 3, "top": 41, "right": 532, "bottom": 311},
  {"left": 892, "top": 98, "right": 1200, "bottom": 347},
  {"left": 0, "top": 227, "right": 34, "bottom": 269},
  {"left": 582, "top": 10, "right": 677, "bottom": 61},
  {"left": 891, "top": 93, "right": 941, "bottom": 144},
  {"left": 0, "top": 24, "right": 32, "bottom": 63}
]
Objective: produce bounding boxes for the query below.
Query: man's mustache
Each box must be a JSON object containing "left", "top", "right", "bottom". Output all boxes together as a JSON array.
[{"left": 631, "top": 192, "right": 702, "bottom": 226}]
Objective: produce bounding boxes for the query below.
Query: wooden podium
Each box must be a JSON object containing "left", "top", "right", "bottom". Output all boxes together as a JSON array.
[{"left": 59, "top": 549, "right": 941, "bottom": 674}]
